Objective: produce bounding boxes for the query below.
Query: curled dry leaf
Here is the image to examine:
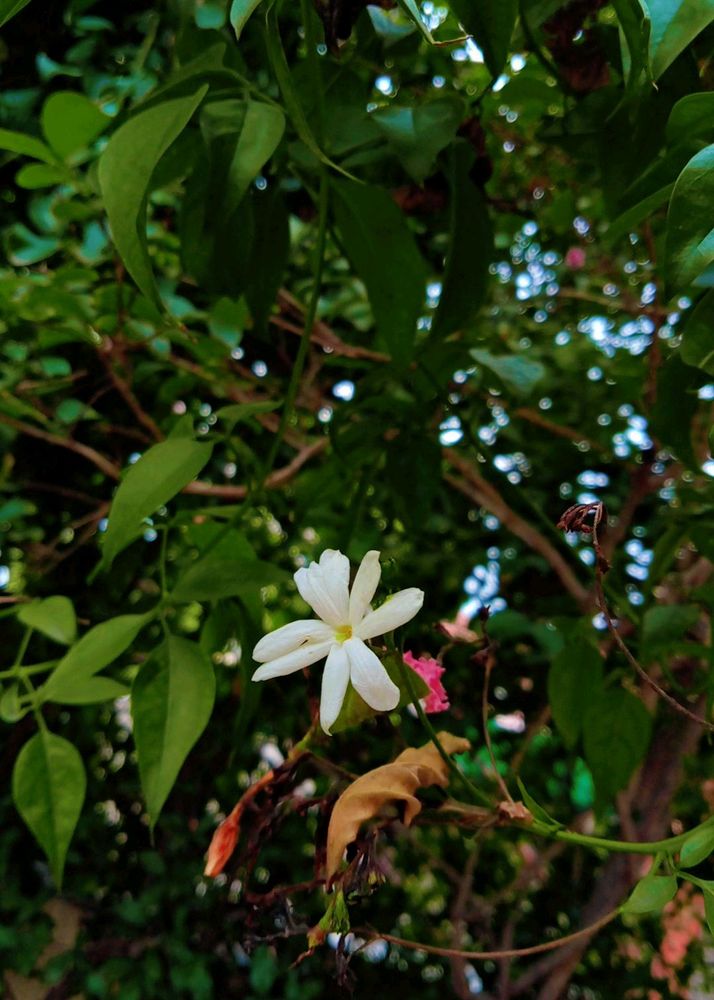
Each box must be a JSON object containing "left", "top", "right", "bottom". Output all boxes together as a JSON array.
[{"left": 325, "top": 732, "right": 470, "bottom": 879}]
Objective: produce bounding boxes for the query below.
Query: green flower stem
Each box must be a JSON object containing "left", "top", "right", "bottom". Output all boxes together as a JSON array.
[
  {"left": 12, "top": 626, "right": 33, "bottom": 670},
  {"left": 529, "top": 814, "right": 714, "bottom": 856},
  {"left": 9, "top": 626, "right": 47, "bottom": 730},
  {"left": 260, "top": 168, "right": 329, "bottom": 483},
  {"left": 395, "top": 651, "right": 492, "bottom": 808}
]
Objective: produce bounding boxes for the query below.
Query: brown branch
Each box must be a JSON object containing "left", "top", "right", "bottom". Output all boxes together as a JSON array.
[
  {"left": 444, "top": 451, "right": 590, "bottom": 610},
  {"left": 100, "top": 337, "right": 164, "bottom": 441},
  {"left": 511, "top": 407, "right": 607, "bottom": 453},
  {"left": 276, "top": 289, "right": 391, "bottom": 363},
  {"left": 353, "top": 909, "right": 619, "bottom": 962},
  {"left": 184, "top": 438, "right": 328, "bottom": 499},
  {"left": 0, "top": 413, "right": 121, "bottom": 480}
]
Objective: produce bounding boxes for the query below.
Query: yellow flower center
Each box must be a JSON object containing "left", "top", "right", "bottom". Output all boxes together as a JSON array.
[{"left": 335, "top": 624, "right": 353, "bottom": 643}]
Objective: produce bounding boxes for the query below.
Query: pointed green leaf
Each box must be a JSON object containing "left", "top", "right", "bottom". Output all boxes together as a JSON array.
[
  {"left": 101, "top": 437, "right": 213, "bottom": 569},
  {"left": 470, "top": 349, "right": 545, "bottom": 395},
  {"left": 0, "top": 0, "right": 32, "bottom": 26},
  {"left": 648, "top": 0, "right": 714, "bottom": 80},
  {"left": 666, "top": 144, "right": 714, "bottom": 291},
  {"left": 623, "top": 874, "right": 678, "bottom": 914},
  {"left": 224, "top": 101, "right": 285, "bottom": 217},
  {"left": 666, "top": 93, "right": 714, "bottom": 145},
  {"left": 171, "top": 556, "right": 289, "bottom": 603},
  {"left": 680, "top": 824, "right": 714, "bottom": 868},
  {"left": 132, "top": 636, "right": 216, "bottom": 826},
  {"left": 372, "top": 97, "right": 463, "bottom": 184},
  {"left": 448, "top": 0, "right": 518, "bottom": 77},
  {"left": 18, "top": 596, "right": 77, "bottom": 646},
  {"left": 230, "top": 0, "right": 266, "bottom": 39},
  {"left": 516, "top": 778, "right": 562, "bottom": 830},
  {"left": 332, "top": 179, "right": 427, "bottom": 366},
  {"left": 12, "top": 731, "right": 86, "bottom": 887},
  {"left": 432, "top": 142, "right": 492, "bottom": 337},
  {"left": 583, "top": 688, "right": 652, "bottom": 801},
  {"left": 681, "top": 291, "right": 714, "bottom": 374},
  {"left": 98, "top": 85, "right": 209, "bottom": 306},
  {"left": 43, "top": 676, "right": 130, "bottom": 706},
  {"left": 42, "top": 612, "right": 151, "bottom": 698},
  {"left": 548, "top": 641, "right": 604, "bottom": 749}
]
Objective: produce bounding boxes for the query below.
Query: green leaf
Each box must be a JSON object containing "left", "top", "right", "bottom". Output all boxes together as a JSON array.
[
  {"left": 394, "top": 0, "right": 435, "bottom": 41},
  {"left": 515, "top": 778, "right": 562, "bottom": 830},
  {"left": 265, "top": 2, "right": 352, "bottom": 179},
  {"left": 43, "top": 676, "right": 129, "bottom": 706},
  {"left": 18, "top": 596, "right": 77, "bottom": 646},
  {"left": 612, "top": 0, "right": 651, "bottom": 89},
  {"left": 623, "top": 874, "right": 678, "bottom": 914},
  {"left": 331, "top": 652, "right": 429, "bottom": 734},
  {"left": 0, "top": 0, "right": 31, "bottom": 26},
  {"left": 548, "top": 641, "right": 604, "bottom": 749},
  {"left": 372, "top": 97, "right": 463, "bottom": 184},
  {"left": 699, "top": 881, "right": 714, "bottom": 934},
  {"left": 666, "top": 144, "right": 714, "bottom": 291},
  {"left": 41, "top": 92, "right": 109, "bottom": 160},
  {"left": 42, "top": 613, "right": 151, "bottom": 698},
  {"left": 230, "top": 0, "right": 265, "bottom": 39},
  {"left": 0, "top": 126, "right": 55, "bottom": 164},
  {"left": 0, "top": 682, "right": 26, "bottom": 723},
  {"left": 171, "top": 556, "right": 289, "bottom": 603},
  {"left": 666, "top": 93, "right": 714, "bottom": 146},
  {"left": 605, "top": 184, "right": 674, "bottom": 246},
  {"left": 583, "top": 688, "right": 652, "bottom": 802},
  {"left": 649, "top": 354, "right": 701, "bottom": 468},
  {"left": 648, "top": 0, "right": 714, "bottom": 80},
  {"left": 220, "top": 101, "right": 285, "bottom": 218},
  {"left": 641, "top": 604, "right": 699, "bottom": 660},
  {"left": 244, "top": 187, "right": 290, "bottom": 333},
  {"left": 132, "top": 635, "right": 216, "bottom": 826},
  {"left": 100, "top": 437, "right": 213, "bottom": 569},
  {"left": 216, "top": 400, "right": 281, "bottom": 429},
  {"left": 98, "top": 85, "right": 209, "bottom": 307},
  {"left": 681, "top": 290, "right": 714, "bottom": 373},
  {"left": 470, "top": 349, "right": 545, "bottom": 395},
  {"left": 12, "top": 731, "right": 86, "bottom": 887},
  {"left": 680, "top": 824, "right": 714, "bottom": 868},
  {"left": 432, "top": 142, "right": 492, "bottom": 337},
  {"left": 332, "top": 179, "right": 427, "bottom": 366},
  {"left": 448, "top": 0, "right": 518, "bottom": 77},
  {"left": 15, "top": 163, "right": 65, "bottom": 189}
]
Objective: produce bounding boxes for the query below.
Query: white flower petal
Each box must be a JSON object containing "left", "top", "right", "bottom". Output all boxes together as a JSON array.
[
  {"left": 344, "top": 637, "right": 400, "bottom": 712},
  {"left": 252, "top": 640, "right": 334, "bottom": 681},
  {"left": 253, "top": 620, "right": 334, "bottom": 663},
  {"left": 349, "top": 550, "right": 381, "bottom": 626},
  {"left": 319, "top": 643, "right": 350, "bottom": 735},
  {"left": 354, "top": 588, "right": 424, "bottom": 641},
  {"left": 294, "top": 554, "right": 350, "bottom": 627}
]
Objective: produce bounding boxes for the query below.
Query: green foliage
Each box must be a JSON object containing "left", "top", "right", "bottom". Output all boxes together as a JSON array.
[
  {"left": 132, "top": 635, "right": 216, "bottom": 827},
  {"left": 12, "top": 731, "right": 86, "bottom": 888},
  {"left": 1, "top": 0, "right": 714, "bottom": 994}
]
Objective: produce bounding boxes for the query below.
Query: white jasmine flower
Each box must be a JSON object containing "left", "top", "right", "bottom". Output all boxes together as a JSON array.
[{"left": 252, "top": 549, "right": 424, "bottom": 734}]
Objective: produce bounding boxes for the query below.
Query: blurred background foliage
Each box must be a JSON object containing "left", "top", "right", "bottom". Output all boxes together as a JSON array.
[{"left": 1, "top": 0, "right": 714, "bottom": 996}]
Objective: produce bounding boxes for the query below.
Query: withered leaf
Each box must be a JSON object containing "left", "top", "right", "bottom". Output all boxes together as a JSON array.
[{"left": 325, "top": 732, "right": 470, "bottom": 878}]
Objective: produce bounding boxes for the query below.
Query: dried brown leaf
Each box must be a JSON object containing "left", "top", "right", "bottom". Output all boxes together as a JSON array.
[{"left": 325, "top": 733, "right": 470, "bottom": 878}]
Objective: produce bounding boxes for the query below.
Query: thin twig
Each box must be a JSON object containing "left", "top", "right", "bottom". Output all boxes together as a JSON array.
[{"left": 353, "top": 909, "right": 618, "bottom": 961}]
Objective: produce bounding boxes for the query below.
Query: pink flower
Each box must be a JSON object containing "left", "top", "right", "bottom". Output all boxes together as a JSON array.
[
  {"left": 565, "top": 246, "right": 586, "bottom": 270},
  {"left": 404, "top": 651, "right": 449, "bottom": 713}
]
